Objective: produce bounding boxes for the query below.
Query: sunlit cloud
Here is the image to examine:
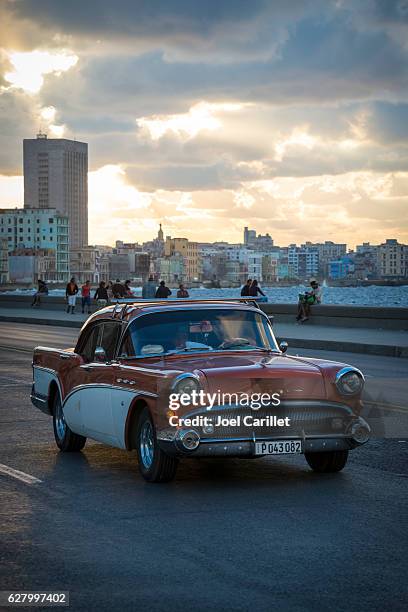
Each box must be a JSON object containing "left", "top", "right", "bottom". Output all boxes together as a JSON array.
[
  {"left": 89, "top": 165, "right": 151, "bottom": 215},
  {"left": 137, "top": 101, "right": 244, "bottom": 140},
  {"left": 274, "top": 126, "right": 317, "bottom": 162},
  {"left": 49, "top": 124, "right": 65, "bottom": 137},
  {"left": 4, "top": 50, "right": 78, "bottom": 93},
  {"left": 40, "top": 106, "right": 56, "bottom": 121}
]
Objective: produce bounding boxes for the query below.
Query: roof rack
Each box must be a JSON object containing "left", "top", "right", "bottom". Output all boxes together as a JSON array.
[{"left": 112, "top": 297, "right": 262, "bottom": 310}]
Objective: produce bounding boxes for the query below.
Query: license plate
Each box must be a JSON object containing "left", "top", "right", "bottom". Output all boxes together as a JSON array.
[{"left": 255, "top": 440, "right": 302, "bottom": 455}]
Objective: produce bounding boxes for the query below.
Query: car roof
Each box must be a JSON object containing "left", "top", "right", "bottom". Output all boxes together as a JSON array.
[{"left": 84, "top": 298, "right": 263, "bottom": 327}]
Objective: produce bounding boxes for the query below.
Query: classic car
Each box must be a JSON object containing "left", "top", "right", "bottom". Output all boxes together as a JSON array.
[{"left": 31, "top": 298, "right": 370, "bottom": 482}]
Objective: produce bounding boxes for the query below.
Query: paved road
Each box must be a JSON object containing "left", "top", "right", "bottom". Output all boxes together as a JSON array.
[{"left": 0, "top": 323, "right": 407, "bottom": 612}]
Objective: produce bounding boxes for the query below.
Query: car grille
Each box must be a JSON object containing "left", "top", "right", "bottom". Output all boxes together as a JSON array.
[{"left": 189, "top": 402, "right": 353, "bottom": 439}]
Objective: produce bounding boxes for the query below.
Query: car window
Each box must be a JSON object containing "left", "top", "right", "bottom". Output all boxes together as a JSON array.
[
  {"left": 79, "top": 324, "right": 102, "bottom": 363},
  {"left": 119, "top": 329, "right": 136, "bottom": 358},
  {"left": 99, "top": 322, "right": 122, "bottom": 360},
  {"left": 121, "top": 308, "right": 277, "bottom": 357}
]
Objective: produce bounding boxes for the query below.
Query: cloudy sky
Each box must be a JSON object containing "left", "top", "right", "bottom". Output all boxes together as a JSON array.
[{"left": 0, "top": 0, "right": 407, "bottom": 247}]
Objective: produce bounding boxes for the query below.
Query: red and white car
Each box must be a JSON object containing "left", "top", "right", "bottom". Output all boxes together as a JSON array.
[{"left": 31, "top": 299, "right": 370, "bottom": 482}]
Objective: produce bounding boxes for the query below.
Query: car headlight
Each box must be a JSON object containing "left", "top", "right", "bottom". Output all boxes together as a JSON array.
[
  {"left": 335, "top": 367, "right": 364, "bottom": 396},
  {"left": 171, "top": 373, "right": 201, "bottom": 398}
]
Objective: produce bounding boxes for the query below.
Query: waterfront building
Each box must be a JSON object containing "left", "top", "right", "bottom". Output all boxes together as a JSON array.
[
  {"left": 0, "top": 238, "right": 9, "bottom": 283},
  {"left": 157, "top": 253, "right": 184, "bottom": 283},
  {"left": 328, "top": 256, "right": 355, "bottom": 280},
  {"left": 288, "top": 244, "right": 319, "bottom": 280},
  {"left": 165, "top": 236, "right": 201, "bottom": 281},
  {"left": 378, "top": 239, "right": 407, "bottom": 279},
  {"left": 302, "top": 241, "right": 347, "bottom": 278},
  {"left": 0, "top": 207, "right": 69, "bottom": 282}
]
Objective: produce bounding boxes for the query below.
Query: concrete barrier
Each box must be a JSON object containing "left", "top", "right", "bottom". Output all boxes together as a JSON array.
[{"left": 0, "top": 293, "right": 407, "bottom": 330}]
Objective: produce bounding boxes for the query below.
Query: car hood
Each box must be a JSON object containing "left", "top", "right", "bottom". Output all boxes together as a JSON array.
[{"left": 163, "top": 352, "right": 327, "bottom": 400}]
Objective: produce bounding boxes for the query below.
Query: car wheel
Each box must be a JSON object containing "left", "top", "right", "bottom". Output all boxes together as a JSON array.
[
  {"left": 305, "top": 450, "right": 348, "bottom": 473},
  {"left": 52, "top": 393, "right": 86, "bottom": 452},
  {"left": 135, "top": 407, "right": 178, "bottom": 483}
]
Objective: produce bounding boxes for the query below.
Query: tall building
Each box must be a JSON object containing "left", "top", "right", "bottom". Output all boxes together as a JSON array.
[
  {"left": 23, "top": 133, "right": 88, "bottom": 248},
  {"left": 0, "top": 208, "right": 69, "bottom": 281},
  {"left": 165, "top": 237, "right": 201, "bottom": 281},
  {"left": 378, "top": 239, "right": 407, "bottom": 278}
]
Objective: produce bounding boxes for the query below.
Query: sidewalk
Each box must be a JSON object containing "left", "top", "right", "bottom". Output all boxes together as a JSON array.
[{"left": 0, "top": 307, "right": 406, "bottom": 358}]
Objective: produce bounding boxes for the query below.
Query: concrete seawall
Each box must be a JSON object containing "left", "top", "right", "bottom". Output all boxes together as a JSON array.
[{"left": 0, "top": 294, "right": 406, "bottom": 330}]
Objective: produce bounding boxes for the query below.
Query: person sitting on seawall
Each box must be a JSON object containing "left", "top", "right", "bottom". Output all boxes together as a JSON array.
[
  {"left": 66, "top": 277, "right": 79, "bottom": 314},
  {"left": 94, "top": 281, "right": 109, "bottom": 310},
  {"left": 112, "top": 279, "right": 126, "bottom": 299},
  {"left": 31, "top": 279, "right": 48, "bottom": 307},
  {"left": 177, "top": 284, "right": 189, "bottom": 298},
  {"left": 155, "top": 280, "right": 172, "bottom": 298},
  {"left": 296, "top": 279, "right": 322, "bottom": 323},
  {"left": 249, "top": 279, "right": 267, "bottom": 301},
  {"left": 240, "top": 278, "right": 252, "bottom": 296},
  {"left": 124, "top": 280, "right": 134, "bottom": 297},
  {"left": 142, "top": 275, "right": 157, "bottom": 299},
  {"left": 81, "top": 280, "right": 92, "bottom": 315}
]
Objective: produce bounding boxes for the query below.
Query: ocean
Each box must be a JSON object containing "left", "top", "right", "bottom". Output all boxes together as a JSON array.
[{"left": 4, "top": 284, "right": 408, "bottom": 307}]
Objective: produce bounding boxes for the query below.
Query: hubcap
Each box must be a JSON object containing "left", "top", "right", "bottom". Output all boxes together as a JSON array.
[
  {"left": 140, "top": 420, "right": 154, "bottom": 469},
  {"left": 55, "top": 398, "right": 66, "bottom": 440}
]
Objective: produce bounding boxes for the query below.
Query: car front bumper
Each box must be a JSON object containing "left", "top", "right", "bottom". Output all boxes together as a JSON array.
[{"left": 156, "top": 400, "right": 370, "bottom": 457}]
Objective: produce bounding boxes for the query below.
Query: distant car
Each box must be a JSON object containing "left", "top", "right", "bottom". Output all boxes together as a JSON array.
[{"left": 31, "top": 299, "right": 370, "bottom": 482}]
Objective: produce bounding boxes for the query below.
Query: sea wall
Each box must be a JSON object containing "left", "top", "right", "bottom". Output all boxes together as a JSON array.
[{"left": 0, "top": 294, "right": 406, "bottom": 330}]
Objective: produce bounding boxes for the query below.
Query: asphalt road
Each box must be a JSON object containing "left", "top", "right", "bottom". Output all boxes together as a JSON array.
[{"left": 0, "top": 322, "right": 407, "bottom": 612}]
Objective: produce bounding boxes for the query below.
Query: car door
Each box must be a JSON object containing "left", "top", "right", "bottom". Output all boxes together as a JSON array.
[{"left": 63, "top": 320, "right": 122, "bottom": 446}]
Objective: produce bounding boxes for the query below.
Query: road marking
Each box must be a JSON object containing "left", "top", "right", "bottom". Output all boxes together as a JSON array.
[
  {"left": 0, "top": 463, "right": 42, "bottom": 485},
  {"left": 0, "top": 344, "right": 32, "bottom": 354}
]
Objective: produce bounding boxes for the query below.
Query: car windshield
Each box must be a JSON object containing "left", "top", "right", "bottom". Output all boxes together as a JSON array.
[{"left": 121, "top": 308, "right": 278, "bottom": 358}]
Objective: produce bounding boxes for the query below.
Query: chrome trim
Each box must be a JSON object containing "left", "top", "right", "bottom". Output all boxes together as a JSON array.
[
  {"left": 62, "top": 383, "right": 157, "bottom": 407},
  {"left": 32, "top": 364, "right": 63, "bottom": 405},
  {"left": 176, "top": 429, "right": 200, "bottom": 451},
  {"left": 179, "top": 400, "right": 354, "bottom": 419},
  {"left": 170, "top": 372, "right": 201, "bottom": 392},
  {"left": 30, "top": 394, "right": 47, "bottom": 404},
  {"left": 335, "top": 366, "right": 365, "bottom": 395}
]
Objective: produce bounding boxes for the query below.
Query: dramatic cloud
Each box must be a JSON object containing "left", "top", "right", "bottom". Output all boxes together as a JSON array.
[{"left": 0, "top": 0, "right": 407, "bottom": 245}]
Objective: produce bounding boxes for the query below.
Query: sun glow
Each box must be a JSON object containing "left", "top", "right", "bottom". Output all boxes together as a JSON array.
[
  {"left": 137, "top": 101, "right": 243, "bottom": 140},
  {"left": 4, "top": 50, "right": 78, "bottom": 93}
]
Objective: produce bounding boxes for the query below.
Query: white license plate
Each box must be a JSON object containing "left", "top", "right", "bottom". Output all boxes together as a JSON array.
[{"left": 255, "top": 440, "right": 302, "bottom": 455}]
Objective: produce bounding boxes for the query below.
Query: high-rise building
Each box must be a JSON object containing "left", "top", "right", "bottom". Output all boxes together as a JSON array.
[{"left": 23, "top": 133, "right": 88, "bottom": 249}]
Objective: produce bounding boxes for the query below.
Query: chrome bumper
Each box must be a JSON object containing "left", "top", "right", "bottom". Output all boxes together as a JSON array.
[{"left": 158, "top": 433, "right": 367, "bottom": 457}]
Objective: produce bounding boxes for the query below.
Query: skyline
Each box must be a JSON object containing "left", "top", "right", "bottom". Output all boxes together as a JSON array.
[{"left": 0, "top": 1, "right": 407, "bottom": 246}]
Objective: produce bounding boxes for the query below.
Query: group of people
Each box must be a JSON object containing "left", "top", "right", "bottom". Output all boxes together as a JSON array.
[
  {"left": 65, "top": 277, "right": 137, "bottom": 314},
  {"left": 142, "top": 277, "right": 189, "bottom": 299},
  {"left": 240, "top": 278, "right": 266, "bottom": 298},
  {"left": 32, "top": 275, "right": 322, "bottom": 322}
]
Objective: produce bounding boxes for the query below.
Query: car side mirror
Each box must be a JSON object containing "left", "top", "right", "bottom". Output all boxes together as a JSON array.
[
  {"left": 94, "top": 346, "right": 107, "bottom": 362},
  {"left": 279, "top": 341, "right": 288, "bottom": 354}
]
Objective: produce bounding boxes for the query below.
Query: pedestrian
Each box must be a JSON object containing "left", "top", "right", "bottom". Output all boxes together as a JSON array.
[
  {"left": 296, "top": 279, "right": 322, "bottom": 323},
  {"left": 177, "top": 284, "right": 189, "bottom": 298},
  {"left": 249, "top": 279, "right": 266, "bottom": 298},
  {"left": 107, "top": 281, "right": 114, "bottom": 300},
  {"left": 112, "top": 278, "right": 126, "bottom": 299},
  {"left": 66, "top": 277, "right": 79, "bottom": 314},
  {"left": 155, "top": 280, "right": 172, "bottom": 298},
  {"left": 81, "top": 280, "right": 92, "bottom": 314},
  {"left": 124, "top": 280, "right": 134, "bottom": 297},
  {"left": 31, "top": 279, "right": 48, "bottom": 307},
  {"left": 241, "top": 278, "right": 252, "bottom": 296},
  {"left": 94, "top": 281, "right": 109, "bottom": 309},
  {"left": 142, "top": 275, "right": 157, "bottom": 299}
]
